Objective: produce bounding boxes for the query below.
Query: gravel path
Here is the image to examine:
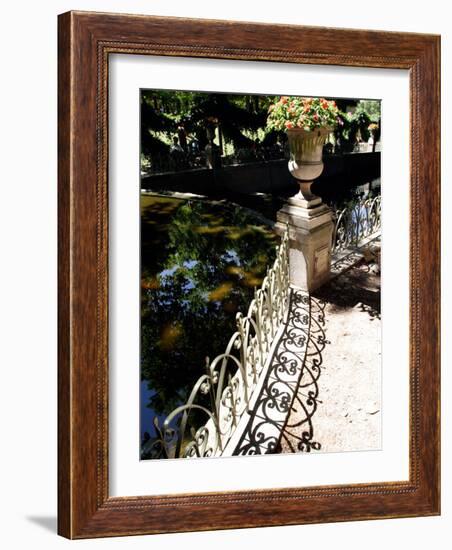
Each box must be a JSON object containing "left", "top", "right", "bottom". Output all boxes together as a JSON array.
[{"left": 281, "top": 252, "right": 381, "bottom": 453}]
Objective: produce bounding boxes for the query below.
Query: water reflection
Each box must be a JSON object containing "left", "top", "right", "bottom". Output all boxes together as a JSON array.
[{"left": 140, "top": 194, "right": 278, "bottom": 458}]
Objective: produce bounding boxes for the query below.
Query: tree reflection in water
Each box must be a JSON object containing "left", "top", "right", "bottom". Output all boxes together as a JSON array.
[{"left": 140, "top": 194, "right": 278, "bottom": 457}]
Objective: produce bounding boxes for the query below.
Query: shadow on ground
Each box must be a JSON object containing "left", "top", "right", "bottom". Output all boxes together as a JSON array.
[
  {"left": 26, "top": 516, "right": 57, "bottom": 533},
  {"left": 314, "top": 259, "right": 380, "bottom": 320}
]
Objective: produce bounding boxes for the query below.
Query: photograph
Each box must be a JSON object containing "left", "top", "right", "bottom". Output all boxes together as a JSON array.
[
  {"left": 55, "top": 9, "right": 440, "bottom": 534},
  {"left": 139, "top": 89, "right": 382, "bottom": 460}
]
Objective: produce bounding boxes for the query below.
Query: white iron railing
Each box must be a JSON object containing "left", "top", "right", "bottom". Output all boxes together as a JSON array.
[{"left": 332, "top": 195, "right": 381, "bottom": 253}]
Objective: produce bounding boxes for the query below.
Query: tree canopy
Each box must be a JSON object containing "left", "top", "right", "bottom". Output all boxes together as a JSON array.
[
  {"left": 141, "top": 90, "right": 280, "bottom": 154},
  {"left": 141, "top": 89, "right": 381, "bottom": 160}
]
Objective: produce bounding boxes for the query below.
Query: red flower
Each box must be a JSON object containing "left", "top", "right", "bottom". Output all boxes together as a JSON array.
[
  {"left": 285, "top": 121, "right": 294, "bottom": 129},
  {"left": 313, "top": 114, "right": 319, "bottom": 121}
]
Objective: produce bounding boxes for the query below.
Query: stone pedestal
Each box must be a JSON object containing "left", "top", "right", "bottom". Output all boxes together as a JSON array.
[{"left": 275, "top": 195, "right": 334, "bottom": 292}]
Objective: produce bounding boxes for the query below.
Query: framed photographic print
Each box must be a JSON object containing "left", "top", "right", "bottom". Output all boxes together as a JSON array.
[{"left": 58, "top": 11, "right": 440, "bottom": 538}]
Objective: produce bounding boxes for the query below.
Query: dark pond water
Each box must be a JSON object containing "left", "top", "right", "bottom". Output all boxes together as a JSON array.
[{"left": 140, "top": 194, "right": 279, "bottom": 458}]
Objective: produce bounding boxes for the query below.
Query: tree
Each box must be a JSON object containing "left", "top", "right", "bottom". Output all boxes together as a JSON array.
[
  {"left": 140, "top": 94, "right": 174, "bottom": 157},
  {"left": 333, "top": 100, "right": 381, "bottom": 152},
  {"left": 140, "top": 90, "right": 279, "bottom": 155}
]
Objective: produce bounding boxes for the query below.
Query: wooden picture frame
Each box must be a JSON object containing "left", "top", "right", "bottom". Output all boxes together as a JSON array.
[{"left": 58, "top": 11, "right": 440, "bottom": 539}]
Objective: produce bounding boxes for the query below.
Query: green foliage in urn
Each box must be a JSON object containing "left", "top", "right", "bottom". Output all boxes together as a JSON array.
[{"left": 266, "top": 96, "right": 340, "bottom": 132}]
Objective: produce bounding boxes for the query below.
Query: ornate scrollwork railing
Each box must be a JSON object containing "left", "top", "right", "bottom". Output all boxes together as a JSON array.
[
  {"left": 143, "top": 228, "right": 290, "bottom": 459},
  {"left": 332, "top": 195, "right": 381, "bottom": 253}
]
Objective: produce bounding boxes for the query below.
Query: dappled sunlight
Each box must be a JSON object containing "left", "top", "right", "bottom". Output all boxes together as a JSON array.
[
  {"left": 242, "top": 274, "right": 264, "bottom": 287},
  {"left": 158, "top": 323, "right": 183, "bottom": 351},
  {"left": 193, "top": 225, "right": 225, "bottom": 235},
  {"left": 226, "top": 229, "right": 246, "bottom": 240},
  {"left": 225, "top": 265, "right": 244, "bottom": 277},
  {"left": 225, "top": 264, "right": 265, "bottom": 287},
  {"left": 141, "top": 276, "right": 160, "bottom": 290},
  {"left": 208, "top": 282, "right": 233, "bottom": 302}
]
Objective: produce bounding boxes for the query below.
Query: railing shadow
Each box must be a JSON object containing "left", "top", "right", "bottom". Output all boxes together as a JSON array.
[{"left": 279, "top": 295, "right": 327, "bottom": 453}]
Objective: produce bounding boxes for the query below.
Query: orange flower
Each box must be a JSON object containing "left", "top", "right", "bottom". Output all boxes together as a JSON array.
[{"left": 285, "top": 121, "right": 294, "bottom": 129}]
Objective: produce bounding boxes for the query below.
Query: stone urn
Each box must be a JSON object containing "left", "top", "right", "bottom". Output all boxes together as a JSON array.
[{"left": 286, "top": 127, "right": 332, "bottom": 207}]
